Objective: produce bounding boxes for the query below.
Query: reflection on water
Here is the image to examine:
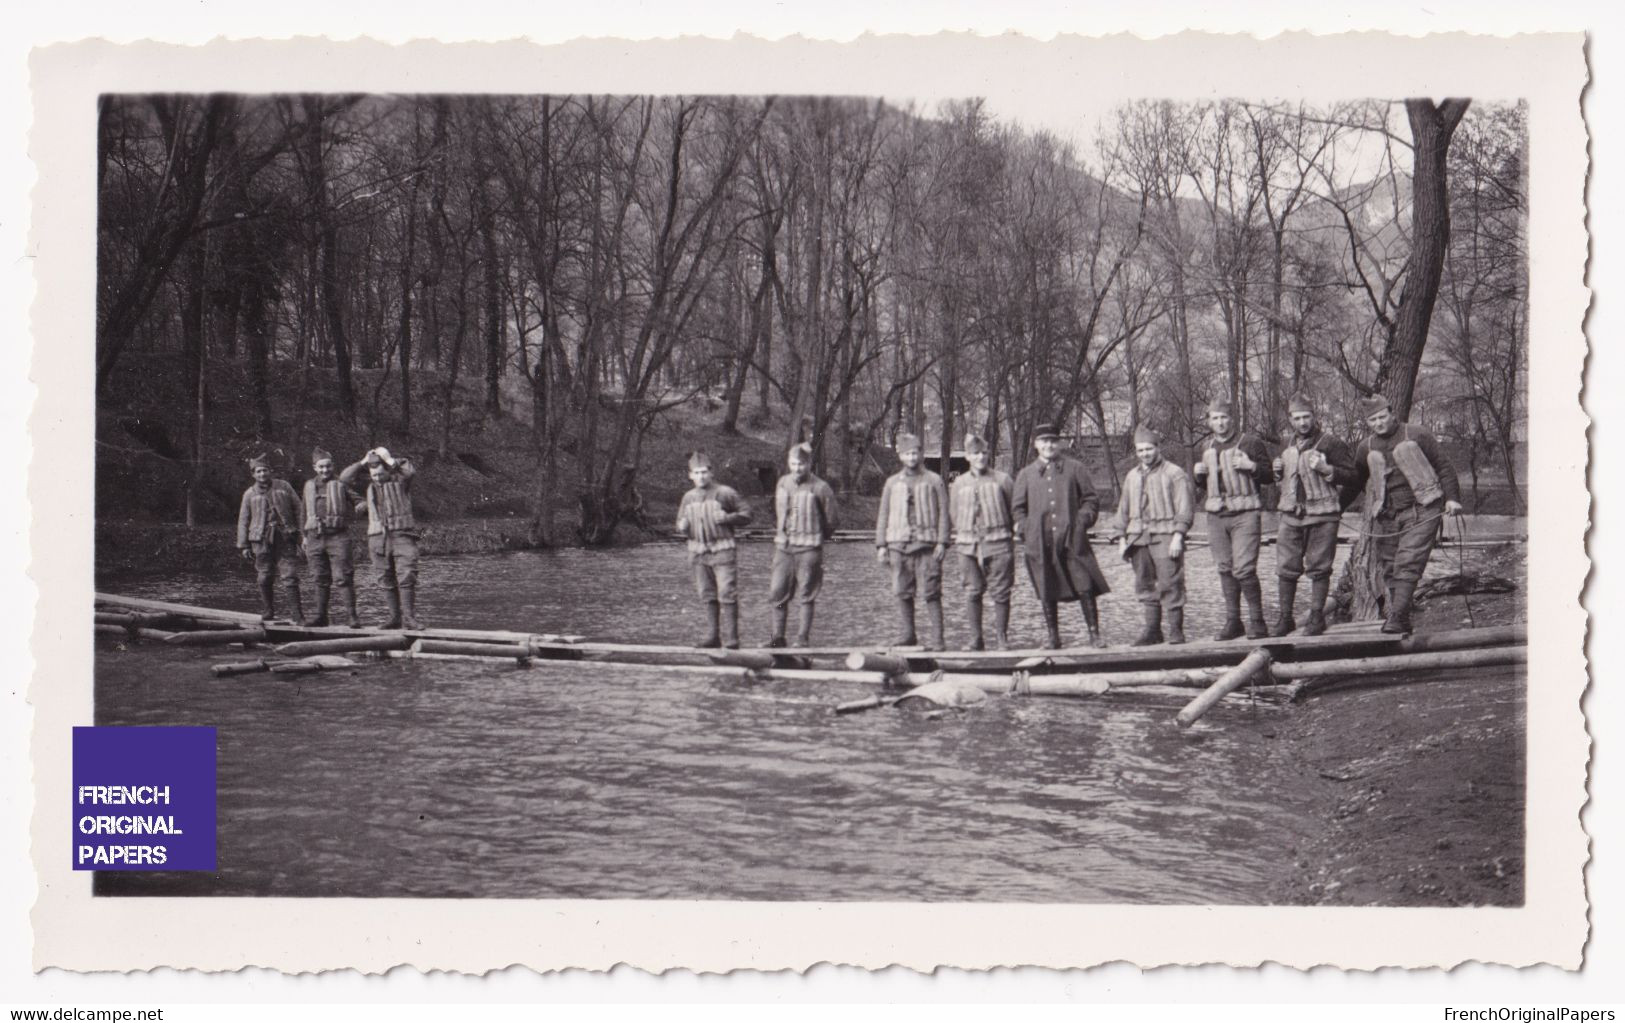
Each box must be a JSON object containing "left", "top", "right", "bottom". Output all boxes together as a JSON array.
[{"left": 95, "top": 541, "right": 1342, "bottom": 902}]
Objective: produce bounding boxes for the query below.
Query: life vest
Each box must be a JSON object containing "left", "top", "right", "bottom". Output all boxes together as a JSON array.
[
  {"left": 884, "top": 472, "right": 946, "bottom": 545},
  {"left": 366, "top": 477, "right": 416, "bottom": 536},
  {"left": 1201, "top": 438, "right": 1262, "bottom": 513},
  {"left": 951, "top": 471, "right": 1013, "bottom": 549},
  {"left": 776, "top": 477, "right": 830, "bottom": 548},
  {"left": 1278, "top": 438, "right": 1342, "bottom": 517},
  {"left": 305, "top": 478, "right": 352, "bottom": 533},
  {"left": 1118, "top": 460, "right": 1191, "bottom": 538},
  {"left": 680, "top": 487, "right": 740, "bottom": 554},
  {"left": 1365, "top": 425, "right": 1445, "bottom": 513}
]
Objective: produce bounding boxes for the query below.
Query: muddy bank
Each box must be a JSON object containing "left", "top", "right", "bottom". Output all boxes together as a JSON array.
[{"left": 1271, "top": 541, "right": 1528, "bottom": 907}]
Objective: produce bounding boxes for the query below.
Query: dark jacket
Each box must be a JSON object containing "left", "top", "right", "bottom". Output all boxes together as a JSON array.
[{"left": 1011, "top": 455, "right": 1110, "bottom": 600}]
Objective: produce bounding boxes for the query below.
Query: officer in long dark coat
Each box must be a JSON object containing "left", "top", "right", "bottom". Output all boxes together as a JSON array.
[{"left": 1011, "top": 422, "right": 1111, "bottom": 649}]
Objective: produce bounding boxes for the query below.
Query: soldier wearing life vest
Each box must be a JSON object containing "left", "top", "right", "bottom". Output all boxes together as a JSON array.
[
  {"left": 1267, "top": 396, "right": 1358, "bottom": 636},
  {"left": 767, "top": 442, "right": 838, "bottom": 648},
  {"left": 1349, "top": 394, "right": 1465, "bottom": 634},
  {"left": 950, "top": 433, "right": 1017, "bottom": 650},
  {"left": 1193, "top": 396, "right": 1277, "bottom": 640},
  {"left": 1111, "top": 426, "right": 1196, "bottom": 646},
  {"left": 674, "top": 451, "right": 753, "bottom": 649},
  {"left": 236, "top": 453, "right": 306, "bottom": 623},
  {"left": 1269, "top": 395, "right": 1357, "bottom": 636},
  {"left": 1012, "top": 423, "right": 1111, "bottom": 649},
  {"left": 874, "top": 432, "right": 951, "bottom": 649},
  {"left": 302, "top": 447, "right": 365, "bottom": 629},
  {"left": 341, "top": 446, "right": 424, "bottom": 631}
]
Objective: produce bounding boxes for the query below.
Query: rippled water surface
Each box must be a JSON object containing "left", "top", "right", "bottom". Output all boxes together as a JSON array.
[{"left": 96, "top": 540, "right": 1349, "bottom": 902}]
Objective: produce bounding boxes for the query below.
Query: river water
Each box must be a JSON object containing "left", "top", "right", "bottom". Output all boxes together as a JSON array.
[{"left": 96, "top": 539, "right": 1351, "bottom": 902}]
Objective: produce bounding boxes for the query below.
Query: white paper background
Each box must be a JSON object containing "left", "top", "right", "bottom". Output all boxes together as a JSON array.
[{"left": 4, "top": 0, "right": 1620, "bottom": 1007}]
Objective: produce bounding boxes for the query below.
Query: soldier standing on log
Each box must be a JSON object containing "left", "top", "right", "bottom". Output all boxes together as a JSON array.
[
  {"left": 1193, "top": 396, "right": 1277, "bottom": 640},
  {"left": 874, "top": 432, "right": 951, "bottom": 650},
  {"left": 302, "top": 447, "right": 363, "bottom": 629},
  {"left": 767, "top": 442, "right": 837, "bottom": 648},
  {"left": 1348, "top": 394, "right": 1465, "bottom": 634},
  {"left": 1270, "top": 394, "right": 1357, "bottom": 636},
  {"left": 1012, "top": 423, "right": 1110, "bottom": 650},
  {"left": 1111, "top": 426, "right": 1195, "bottom": 646},
  {"left": 343, "top": 447, "right": 423, "bottom": 631},
  {"left": 949, "top": 433, "right": 1016, "bottom": 650},
  {"left": 675, "top": 451, "right": 753, "bottom": 649},
  {"left": 236, "top": 454, "right": 306, "bottom": 623}
]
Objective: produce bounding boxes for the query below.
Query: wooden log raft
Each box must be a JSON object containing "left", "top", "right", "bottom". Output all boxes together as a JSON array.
[
  {"left": 709, "top": 650, "right": 814, "bottom": 671},
  {"left": 165, "top": 627, "right": 269, "bottom": 647},
  {"left": 413, "top": 639, "right": 532, "bottom": 662},
  {"left": 1176, "top": 649, "right": 1275, "bottom": 728},
  {"left": 274, "top": 635, "right": 411, "bottom": 657}
]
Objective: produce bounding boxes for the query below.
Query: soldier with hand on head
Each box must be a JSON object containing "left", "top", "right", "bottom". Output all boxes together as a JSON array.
[
  {"left": 236, "top": 453, "right": 306, "bottom": 623},
  {"left": 1012, "top": 423, "right": 1111, "bottom": 650},
  {"left": 1271, "top": 394, "right": 1357, "bottom": 636},
  {"left": 1194, "top": 396, "right": 1277, "bottom": 640},
  {"left": 949, "top": 433, "right": 1016, "bottom": 650},
  {"left": 1348, "top": 394, "right": 1465, "bottom": 634},
  {"left": 302, "top": 446, "right": 363, "bottom": 628},
  {"left": 874, "top": 432, "right": 951, "bottom": 650},
  {"left": 768, "top": 442, "right": 837, "bottom": 648},
  {"left": 675, "top": 452, "right": 753, "bottom": 650},
  {"left": 1112, "top": 426, "right": 1196, "bottom": 646},
  {"left": 342, "top": 446, "right": 423, "bottom": 630}
]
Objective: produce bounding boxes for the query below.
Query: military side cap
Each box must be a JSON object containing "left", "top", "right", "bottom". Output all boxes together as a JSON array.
[
  {"left": 248, "top": 453, "right": 271, "bottom": 471},
  {"left": 963, "top": 433, "right": 989, "bottom": 454},
  {"left": 1287, "top": 393, "right": 1315, "bottom": 414},
  {"left": 1032, "top": 422, "right": 1061, "bottom": 441},
  {"left": 1359, "top": 394, "right": 1393, "bottom": 416},
  {"left": 788, "top": 442, "right": 813, "bottom": 462},
  {"left": 311, "top": 446, "right": 333, "bottom": 464},
  {"left": 895, "top": 432, "right": 922, "bottom": 454},
  {"left": 1133, "top": 425, "right": 1162, "bottom": 446},
  {"left": 688, "top": 451, "right": 714, "bottom": 470},
  {"left": 1207, "top": 395, "right": 1235, "bottom": 415}
]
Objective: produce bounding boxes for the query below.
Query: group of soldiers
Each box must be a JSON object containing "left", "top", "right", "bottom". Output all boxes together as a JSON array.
[
  {"left": 674, "top": 391, "right": 1463, "bottom": 651},
  {"left": 235, "top": 446, "right": 424, "bottom": 630}
]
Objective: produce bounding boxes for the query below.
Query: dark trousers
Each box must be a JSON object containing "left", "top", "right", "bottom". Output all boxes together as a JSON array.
[
  {"left": 958, "top": 548, "right": 1014, "bottom": 603},
  {"left": 1129, "top": 537, "right": 1185, "bottom": 611},
  {"left": 251, "top": 532, "right": 300, "bottom": 589},
  {"left": 1206, "top": 510, "right": 1261, "bottom": 580},
  {"left": 1276, "top": 518, "right": 1339, "bottom": 581},
  {"left": 888, "top": 548, "right": 943, "bottom": 600},
  {"left": 769, "top": 546, "right": 823, "bottom": 608},
  {"left": 306, "top": 531, "right": 355, "bottom": 590},
  {"left": 691, "top": 549, "right": 740, "bottom": 604},
  {"left": 1373, "top": 503, "right": 1443, "bottom": 585},
  {"left": 368, "top": 531, "right": 420, "bottom": 590}
]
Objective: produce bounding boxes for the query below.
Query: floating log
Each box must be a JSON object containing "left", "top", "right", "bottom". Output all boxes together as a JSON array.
[
  {"left": 94, "top": 624, "right": 178, "bottom": 642},
  {"left": 211, "top": 659, "right": 271, "bottom": 677},
  {"left": 268, "top": 655, "right": 360, "bottom": 675},
  {"left": 274, "top": 635, "right": 411, "bottom": 657},
  {"left": 1278, "top": 645, "right": 1525, "bottom": 683},
  {"left": 96, "top": 593, "right": 262, "bottom": 625},
  {"left": 414, "top": 639, "right": 532, "bottom": 661},
  {"left": 1177, "top": 649, "right": 1275, "bottom": 728},
  {"left": 1025, "top": 666, "right": 1229, "bottom": 694},
  {"left": 844, "top": 651, "right": 920, "bottom": 675},
  {"left": 165, "top": 627, "right": 269, "bottom": 647},
  {"left": 709, "top": 650, "right": 813, "bottom": 670}
]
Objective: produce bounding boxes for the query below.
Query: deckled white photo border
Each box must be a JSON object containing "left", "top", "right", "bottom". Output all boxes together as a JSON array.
[{"left": 26, "top": 31, "right": 1590, "bottom": 972}]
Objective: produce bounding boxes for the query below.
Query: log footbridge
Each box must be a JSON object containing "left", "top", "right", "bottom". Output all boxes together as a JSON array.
[{"left": 96, "top": 592, "right": 1526, "bottom": 727}]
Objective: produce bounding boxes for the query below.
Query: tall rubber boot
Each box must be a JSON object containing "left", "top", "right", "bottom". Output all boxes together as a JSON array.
[
  {"left": 992, "top": 602, "right": 1011, "bottom": 650},
  {"left": 257, "top": 578, "right": 276, "bottom": 622},
  {"left": 310, "top": 585, "right": 332, "bottom": 628},
  {"left": 1382, "top": 580, "right": 1417, "bottom": 634},
  {"left": 286, "top": 583, "right": 307, "bottom": 627},
  {"left": 1270, "top": 577, "right": 1298, "bottom": 637},
  {"left": 1215, "top": 575, "right": 1245, "bottom": 641},
  {"left": 721, "top": 602, "right": 740, "bottom": 650},
  {"left": 379, "top": 587, "right": 402, "bottom": 630},
  {"left": 1041, "top": 601, "right": 1062, "bottom": 650},
  {"left": 1165, "top": 605, "right": 1187, "bottom": 645},
  {"left": 342, "top": 585, "right": 361, "bottom": 629},
  {"left": 1078, "top": 595, "right": 1106, "bottom": 648},
  {"left": 768, "top": 606, "right": 789, "bottom": 648},
  {"left": 1132, "top": 603, "right": 1164, "bottom": 646},
  {"left": 793, "top": 603, "right": 815, "bottom": 648},
  {"left": 966, "top": 599, "right": 985, "bottom": 651},
  {"left": 1302, "top": 576, "right": 1331, "bottom": 636},
  {"left": 894, "top": 598, "right": 918, "bottom": 646},
  {"left": 399, "top": 584, "right": 423, "bottom": 631},
  {"left": 924, "top": 599, "right": 945, "bottom": 652},
  {"left": 696, "top": 601, "right": 721, "bottom": 648},
  {"left": 1242, "top": 576, "right": 1268, "bottom": 639}
]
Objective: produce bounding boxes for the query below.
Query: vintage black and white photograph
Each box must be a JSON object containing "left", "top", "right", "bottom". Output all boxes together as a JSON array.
[{"left": 28, "top": 30, "right": 1589, "bottom": 972}]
